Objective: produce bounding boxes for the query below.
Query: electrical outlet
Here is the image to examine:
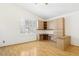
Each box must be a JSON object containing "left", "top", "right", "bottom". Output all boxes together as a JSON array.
[{"left": 3, "top": 40, "right": 5, "bottom": 43}]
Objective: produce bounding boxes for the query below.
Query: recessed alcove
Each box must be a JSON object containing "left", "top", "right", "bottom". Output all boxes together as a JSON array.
[{"left": 37, "top": 17, "right": 65, "bottom": 41}]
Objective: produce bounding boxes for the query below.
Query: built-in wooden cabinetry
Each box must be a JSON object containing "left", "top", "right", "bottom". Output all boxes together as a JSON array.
[
  {"left": 37, "top": 17, "right": 71, "bottom": 50},
  {"left": 43, "top": 21, "right": 47, "bottom": 29},
  {"left": 56, "top": 18, "right": 65, "bottom": 36},
  {"left": 38, "top": 20, "right": 43, "bottom": 29},
  {"left": 48, "top": 17, "right": 65, "bottom": 37},
  {"left": 39, "top": 34, "right": 49, "bottom": 40},
  {"left": 38, "top": 21, "right": 49, "bottom": 40},
  {"left": 37, "top": 18, "right": 65, "bottom": 40},
  {"left": 50, "top": 17, "right": 70, "bottom": 50},
  {"left": 57, "top": 36, "right": 71, "bottom": 50}
]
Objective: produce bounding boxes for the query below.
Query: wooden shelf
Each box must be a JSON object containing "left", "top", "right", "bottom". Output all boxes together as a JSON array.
[{"left": 37, "top": 29, "right": 56, "bottom": 30}]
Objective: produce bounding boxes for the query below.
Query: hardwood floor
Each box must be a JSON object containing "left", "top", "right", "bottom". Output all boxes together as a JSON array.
[{"left": 0, "top": 40, "right": 79, "bottom": 56}]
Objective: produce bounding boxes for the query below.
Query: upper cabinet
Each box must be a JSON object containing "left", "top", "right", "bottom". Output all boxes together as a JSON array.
[
  {"left": 37, "top": 17, "right": 65, "bottom": 37},
  {"left": 47, "top": 19, "right": 57, "bottom": 30},
  {"left": 47, "top": 17, "right": 65, "bottom": 37},
  {"left": 56, "top": 17, "right": 65, "bottom": 36},
  {"left": 37, "top": 20, "right": 43, "bottom": 29}
]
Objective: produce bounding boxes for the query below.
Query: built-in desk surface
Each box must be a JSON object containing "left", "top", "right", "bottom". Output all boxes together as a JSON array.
[{"left": 37, "top": 29, "right": 56, "bottom": 34}]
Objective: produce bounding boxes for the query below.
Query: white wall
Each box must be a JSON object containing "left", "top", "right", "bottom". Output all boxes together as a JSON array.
[
  {"left": 1, "top": 4, "right": 79, "bottom": 47},
  {"left": 47, "top": 11, "right": 79, "bottom": 46},
  {"left": 0, "top": 4, "right": 38, "bottom": 47},
  {"left": 65, "top": 12, "right": 79, "bottom": 46},
  {"left": 37, "top": 11, "right": 79, "bottom": 46}
]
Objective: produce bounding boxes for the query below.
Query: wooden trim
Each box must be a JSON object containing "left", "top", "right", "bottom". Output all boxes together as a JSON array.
[
  {"left": 63, "top": 17, "right": 65, "bottom": 36},
  {"left": 0, "top": 40, "right": 38, "bottom": 48}
]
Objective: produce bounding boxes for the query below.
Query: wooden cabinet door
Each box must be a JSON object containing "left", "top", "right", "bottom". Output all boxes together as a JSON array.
[
  {"left": 56, "top": 18, "right": 65, "bottom": 37},
  {"left": 38, "top": 20, "right": 43, "bottom": 29}
]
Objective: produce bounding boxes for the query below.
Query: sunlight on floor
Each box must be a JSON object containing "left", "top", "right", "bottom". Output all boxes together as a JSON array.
[{"left": 0, "top": 40, "right": 79, "bottom": 56}]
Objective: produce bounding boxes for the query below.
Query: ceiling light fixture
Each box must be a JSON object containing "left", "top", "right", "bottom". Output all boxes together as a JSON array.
[
  {"left": 45, "top": 3, "right": 48, "bottom": 5},
  {"left": 35, "top": 3, "right": 48, "bottom": 5}
]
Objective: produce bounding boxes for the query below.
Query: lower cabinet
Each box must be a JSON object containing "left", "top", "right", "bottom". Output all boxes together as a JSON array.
[{"left": 56, "top": 36, "right": 71, "bottom": 50}]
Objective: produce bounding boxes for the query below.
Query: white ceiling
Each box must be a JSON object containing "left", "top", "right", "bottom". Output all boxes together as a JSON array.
[{"left": 17, "top": 3, "right": 79, "bottom": 19}]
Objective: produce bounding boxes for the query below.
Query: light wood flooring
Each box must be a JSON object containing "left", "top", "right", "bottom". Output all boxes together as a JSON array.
[{"left": 0, "top": 40, "right": 79, "bottom": 56}]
